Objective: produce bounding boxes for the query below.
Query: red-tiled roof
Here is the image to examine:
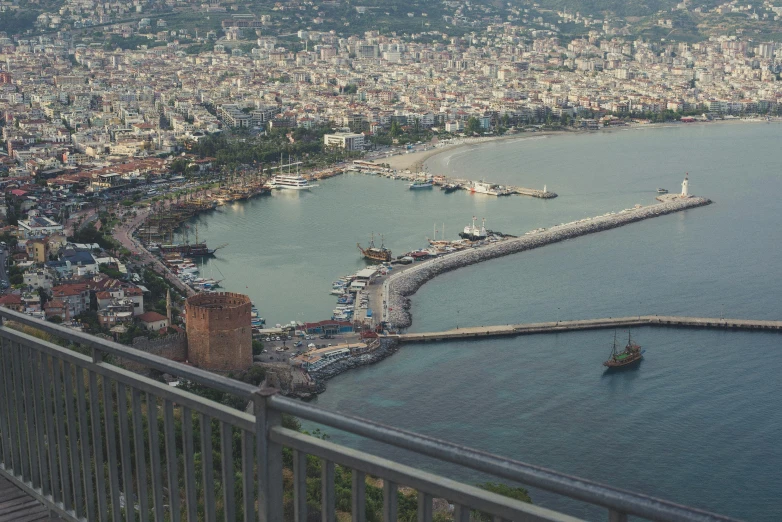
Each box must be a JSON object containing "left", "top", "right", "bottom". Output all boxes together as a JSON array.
[
  {"left": 0, "top": 294, "right": 23, "bottom": 305},
  {"left": 138, "top": 311, "right": 168, "bottom": 323}
]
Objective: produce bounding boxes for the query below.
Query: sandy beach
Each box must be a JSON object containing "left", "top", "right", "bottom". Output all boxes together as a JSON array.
[
  {"left": 381, "top": 131, "right": 568, "bottom": 172},
  {"left": 374, "top": 118, "right": 780, "bottom": 173}
]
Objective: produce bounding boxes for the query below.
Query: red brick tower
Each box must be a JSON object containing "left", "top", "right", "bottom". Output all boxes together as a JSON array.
[{"left": 185, "top": 292, "right": 252, "bottom": 371}]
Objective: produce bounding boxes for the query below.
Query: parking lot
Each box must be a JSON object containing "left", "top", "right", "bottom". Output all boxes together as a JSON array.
[{"left": 254, "top": 332, "right": 359, "bottom": 364}]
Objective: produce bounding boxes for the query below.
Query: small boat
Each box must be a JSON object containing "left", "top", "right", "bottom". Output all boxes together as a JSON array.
[
  {"left": 603, "top": 331, "right": 644, "bottom": 369},
  {"left": 657, "top": 188, "right": 668, "bottom": 194},
  {"left": 409, "top": 178, "right": 434, "bottom": 189},
  {"left": 441, "top": 183, "right": 459, "bottom": 193}
]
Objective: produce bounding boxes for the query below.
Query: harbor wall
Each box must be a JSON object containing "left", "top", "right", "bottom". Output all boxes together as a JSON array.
[{"left": 386, "top": 196, "right": 712, "bottom": 329}]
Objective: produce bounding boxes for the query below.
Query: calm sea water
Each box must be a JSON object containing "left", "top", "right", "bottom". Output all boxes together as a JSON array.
[{"left": 197, "top": 123, "right": 782, "bottom": 520}]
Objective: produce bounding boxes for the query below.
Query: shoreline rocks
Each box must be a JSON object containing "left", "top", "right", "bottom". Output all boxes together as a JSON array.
[
  {"left": 306, "top": 339, "right": 401, "bottom": 391},
  {"left": 386, "top": 196, "right": 712, "bottom": 329}
]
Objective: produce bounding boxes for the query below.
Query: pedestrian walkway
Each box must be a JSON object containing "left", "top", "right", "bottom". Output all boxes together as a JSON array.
[{"left": 0, "top": 475, "right": 58, "bottom": 521}]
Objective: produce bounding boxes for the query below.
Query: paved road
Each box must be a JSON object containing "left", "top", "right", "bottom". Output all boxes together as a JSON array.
[
  {"left": 0, "top": 247, "right": 8, "bottom": 288},
  {"left": 113, "top": 208, "right": 196, "bottom": 297}
]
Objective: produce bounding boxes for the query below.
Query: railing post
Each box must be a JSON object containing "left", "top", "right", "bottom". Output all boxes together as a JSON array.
[
  {"left": 352, "top": 470, "right": 366, "bottom": 522},
  {"left": 382, "top": 481, "right": 397, "bottom": 522},
  {"left": 321, "top": 460, "right": 336, "bottom": 522},
  {"left": 255, "top": 379, "right": 283, "bottom": 522}
]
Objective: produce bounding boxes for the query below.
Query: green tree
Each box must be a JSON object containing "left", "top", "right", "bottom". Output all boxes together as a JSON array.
[
  {"left": 466, "top": 117, "right": 481, "bottom": 134},
  {"left": 390, "top": 120, "right": 402, "bottom": 137}
]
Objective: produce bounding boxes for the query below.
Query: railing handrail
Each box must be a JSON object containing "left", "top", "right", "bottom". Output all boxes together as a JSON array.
[
  {"left": 0, "top": 306, "right": 257, "bottom": 399},
  {"left": 268, "top": 395, "right": 738, "bottom": 522}
]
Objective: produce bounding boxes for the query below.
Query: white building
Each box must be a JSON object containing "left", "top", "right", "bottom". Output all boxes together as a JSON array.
[
  {"left": 323, "top": 132, "right": 364, "bottom": 151},
  {"left": 18, "top": 215, "right": 64, "bottom": 238}
]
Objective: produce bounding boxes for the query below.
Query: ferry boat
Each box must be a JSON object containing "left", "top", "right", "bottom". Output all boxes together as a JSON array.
[
  {"left": 459, "top": 216, "right": 488, "bottom": 241},
  {"left": 358, "top": 233, "right": 392, "bottom": 262},
  {"left": 471, "top": 181, "right": 500, "bottom": 196},
  {"left": 268, "top": 174, "right": 317, "bottom": 190},
  {"left": 657, "top": 188, "right": 669, "bottom": 194},
  {"left": 409, "top": 178, "right": 434, "bottom": 189},
  {"left": 603, "top": 331, "right": 644, "bottom": 369}
]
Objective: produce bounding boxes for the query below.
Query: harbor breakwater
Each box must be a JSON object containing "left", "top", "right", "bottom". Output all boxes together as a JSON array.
[{"left": 385, "top": 195, "right": 712, "bottom": 329}]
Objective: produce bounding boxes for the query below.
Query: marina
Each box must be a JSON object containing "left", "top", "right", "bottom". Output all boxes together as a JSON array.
[
  {"left": 382, "top": 191, "right": 712, "bottom": 329},
  {"left": 345, "top": 161, "right": 557, "bottom": 198}
]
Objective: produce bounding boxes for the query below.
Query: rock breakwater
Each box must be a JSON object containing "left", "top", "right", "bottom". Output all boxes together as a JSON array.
[
  {"left": 386, "top": 196, "right": 712, "bottom": 329},
  {"left": 308, "top": 339, "right": 401, "bottom": 391}
]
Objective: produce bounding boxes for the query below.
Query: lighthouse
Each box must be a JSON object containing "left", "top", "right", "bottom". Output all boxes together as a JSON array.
[{"left": 681, "top": 173, "right": 689, "bottom": 197}]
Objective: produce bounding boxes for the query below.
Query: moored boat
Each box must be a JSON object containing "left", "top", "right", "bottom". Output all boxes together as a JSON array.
[
  {"left": 471, "top": 181, "right": 500, "bottom": 196},
  {"left": 268, "top": 174, "right": 318, "bottom": 190},
  {"left": 459, "top": 216, "right": 488, "bottom": 241},
  {"left": 358, "top": 233, "right": 392, "bottom": 262},
  {"left": 409, "top": 178, "right": 434, "bottom": 189}
]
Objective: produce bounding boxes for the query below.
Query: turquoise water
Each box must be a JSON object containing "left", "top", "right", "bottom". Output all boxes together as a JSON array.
[{"left": 197, "top": 123, "right": 782, "bottom": 520}]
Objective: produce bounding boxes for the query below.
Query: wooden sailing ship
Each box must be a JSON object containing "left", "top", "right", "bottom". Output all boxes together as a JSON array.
[
  {"left": 358, "top": 233, "right": 392, "bottom": 262},
  {"left": 603, "top": 331, "right": 644, "bottom": 369}
]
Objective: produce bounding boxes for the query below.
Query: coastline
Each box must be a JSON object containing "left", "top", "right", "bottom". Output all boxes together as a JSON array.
[
  {"left": 377, "top": 118, "right": 781, "bottom": 173},
  {"left": 382, "top": 129, "right": 571, "bottom": 172}
]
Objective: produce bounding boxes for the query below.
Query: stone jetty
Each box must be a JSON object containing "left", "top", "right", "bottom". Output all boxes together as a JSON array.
[{"left": 385, "top": 196, "right": 712, "bottom": 329}]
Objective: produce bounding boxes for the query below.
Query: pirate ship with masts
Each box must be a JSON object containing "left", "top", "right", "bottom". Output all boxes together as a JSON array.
[{"left": 357, "top": 233, "right": 392, "bottom": 262}]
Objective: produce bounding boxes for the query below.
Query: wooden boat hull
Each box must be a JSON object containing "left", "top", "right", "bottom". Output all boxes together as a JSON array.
[{"left": 603, "top": 355, "right": 643, "bottom": 369}]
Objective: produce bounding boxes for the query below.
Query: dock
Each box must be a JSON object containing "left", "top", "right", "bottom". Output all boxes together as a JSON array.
[
  {"left": 392, "top": 315, "right": 782, "bottom": 343},
  {"left": 383, "top": 195, "right": 713, "bottom": 329},
  {"left": 348, "top": 164, "right": 557, "bottom": 199}
]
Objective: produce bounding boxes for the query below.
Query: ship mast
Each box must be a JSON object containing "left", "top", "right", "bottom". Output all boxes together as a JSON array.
[{"left": 610, "top": 330, "right": 619, "bottom": 358}]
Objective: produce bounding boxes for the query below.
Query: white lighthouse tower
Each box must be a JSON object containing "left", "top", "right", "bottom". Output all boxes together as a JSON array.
[{"left": 681, "top": 172, "right": 689, "bottom": 197}]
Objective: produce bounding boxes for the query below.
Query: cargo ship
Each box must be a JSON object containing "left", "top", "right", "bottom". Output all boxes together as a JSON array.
[{"left": 358, "top": 233, "right": 392, "bottom": 262}]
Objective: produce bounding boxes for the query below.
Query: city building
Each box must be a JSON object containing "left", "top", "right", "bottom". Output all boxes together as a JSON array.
[{"left": 323, "top": 132, "right": 364, "bottom": 151}]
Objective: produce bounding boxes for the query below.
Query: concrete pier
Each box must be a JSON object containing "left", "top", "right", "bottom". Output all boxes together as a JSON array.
[
  {"left": 508, "top": 186, "right": 557, "bottom": 198},
  {"left": 384, "top": 195, "right": 712, "bottom": 329},
  {"left": 393, "top": 315, "right": 782, "bottom": 343}
]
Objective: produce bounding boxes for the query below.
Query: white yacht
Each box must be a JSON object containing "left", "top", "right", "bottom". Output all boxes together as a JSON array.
[
  {"left": 470, "top": 181, "right": 500, "bottom": 196},
  {"left": 268, "top": 174, "right": 318, "bottom": 190}
]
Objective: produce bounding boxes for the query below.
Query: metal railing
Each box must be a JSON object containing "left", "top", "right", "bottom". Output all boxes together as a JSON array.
[{"left": 0, "top": 307, "right": 740, "bottom": 522}]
